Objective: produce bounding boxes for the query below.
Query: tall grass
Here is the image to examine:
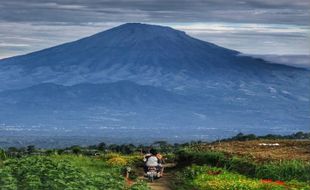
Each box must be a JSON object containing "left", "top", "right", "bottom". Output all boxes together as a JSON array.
[
  {"left": 255, "top": 160, "right": 310, "bottom": 182},
  {"left": 176, "top": 150, "right": 310, "bottom": 182},
  {"left": 174, "top": 165, "right": 310, "bottom": 190},
  {"left": 51, "top": 154, "right": 113, "bottom": 174},
  {"left": 226, "top": 156, "right": 257, "bottom": 177}
]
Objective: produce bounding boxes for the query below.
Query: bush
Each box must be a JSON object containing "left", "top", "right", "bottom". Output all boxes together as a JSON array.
[
  {"left": 0, "top": 156, "right": 128, "bottom": 190},
  {"left": 107, "top": 157, "right": 128, "bottom": 166},
  {"left": 104, "top": 152, "right": 123, "bottom": 159},
  {"left": 0, "top": 149, "right": 7, "bottom": 160},
  {"left": 176, "top": 150, "right": 310, "bottom": 183},
  {"left": 227, "top": 156, "right": 257, "bottom": 177},
  {"left": 256, "top": 160, "right": 310, "bottom": 182},
  {"left": 129, "top": 180, "right": 150, "bottom": 190},
  {"left": 175, "top": 165, "right": 310, "bottom": 190},
  {"left": 176, "top": 150, "right": 226, "bottom": 167}
]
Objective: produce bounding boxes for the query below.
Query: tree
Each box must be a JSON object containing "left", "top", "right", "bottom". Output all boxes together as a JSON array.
[
  {"left": 0, "top": 148, "right": 7, "bottom": 160},
  {"left": 45, "top": 149, "right": 56, "bottom": 155},
  {"left": 97, "top": 142, "right": 106, "bottom": 151},
  {"left": 27, "top": 145, "right": 36, "bottom": 154},
  {"left": 71, "top": 146, "right": 82, "bottom": 155},
  {"left": 7, "top": 147, "right": 18, "bottom": 152},
  {"left": 57, "top": 149, "right": 65, "bottom": 155},
  {"left": 153, "top": 141, "right": 172, "bottom": 153},
  {"left": 119, "top": 144, "right": 135, "bottom": 154},
  {"left": 108, "top": 144, "right": 120, "bottom": 152},
  {"left": 294, "top": 131, "right": 308, "bottom": 139},
  {"left": 234, "top": 133, "right": 244, "bottom": 140}
]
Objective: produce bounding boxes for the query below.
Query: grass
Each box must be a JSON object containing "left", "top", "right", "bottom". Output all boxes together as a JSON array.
[
  {"left": 174, "top": 165, "right": 310, "bottom": 190},
  {"left": 255, "top": 160, "right": 310, "bottom": 182},
  {"left": 176, "top": 149, "right": 310, "bottom": 182},
  {"left": 1, "top": 140, "right": 309, "bottom": 189},
  {"left": 0, "top": 155, "right": 149, "bottom": 190},
  {"left": 51, "top": 154, "right": 111, "bottom": 173}
]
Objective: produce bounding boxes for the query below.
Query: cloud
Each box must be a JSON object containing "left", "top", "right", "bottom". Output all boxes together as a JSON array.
[
  {"left": 243, "top": 54, "right": 310, "bottom": 69},
  {"left": 34, "top": 2, "right": 88, "bottom": 10},
  {"left": 166, "top": 22, "right": 310, "bottom": 55},
  {"left": 171, "top": 23, "right": 309, "bottom": 35},
  {"left": 0, "top": 21, "right": 119, "bottom": 59},
  {"left": 0, "top": 0, "right": 309, "bottom": 58},
  {"left": 0, "top": 43, "right": 30, "bottom": 47},
  {"left": 0, "top": 0, "right": 309, "bottom": 25}
]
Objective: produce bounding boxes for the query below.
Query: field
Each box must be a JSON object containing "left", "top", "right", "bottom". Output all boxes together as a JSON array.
[
  {"left": 190, "top": 140, "right": 310, "bottom": 162},
  {"left": 173, "top": 139, "right": 310, "bottom": 190},
  {"left": 1, "top": 137, "right": 310, "bottom": 190},
  {"left": 0, "top": 153, "right": 149, "bottom": 190}
]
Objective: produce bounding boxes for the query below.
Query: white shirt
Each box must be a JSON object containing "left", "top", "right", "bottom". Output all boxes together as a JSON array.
[{"left": 146, "top": 156, "right": 158, "bottom": 167}]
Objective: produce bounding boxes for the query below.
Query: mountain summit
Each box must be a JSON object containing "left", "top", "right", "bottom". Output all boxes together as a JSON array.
[
  {"left": 0, "top": 23, "right": 303, "bottom": 91},
  {"left": 0, "top": 23, "right": 237, "bottom": 72},
  {"left": 0, "top": 23, "right": 309, "bottom": 144}
]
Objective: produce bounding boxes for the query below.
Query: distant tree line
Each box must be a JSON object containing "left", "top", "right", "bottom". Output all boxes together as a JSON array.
[
  {"left": 221, "top": 131, "right": 310, "bottom": 142},
  {"left": 0, "top": 141, "right": 187, "bottom": 158},
  {"left": 1, "top": 131, "right": 309, "bottom": 159}
]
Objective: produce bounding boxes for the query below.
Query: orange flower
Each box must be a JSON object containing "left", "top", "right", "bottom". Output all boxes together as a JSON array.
[
  {"left": 261, "top": 179, "right": 285, "bottom": 186},
  {"left": 261, "top": 179, "right": 273, "bottom": 183},
  {"left": 275, "top": 180, "right": 285, "bottom": 185}
]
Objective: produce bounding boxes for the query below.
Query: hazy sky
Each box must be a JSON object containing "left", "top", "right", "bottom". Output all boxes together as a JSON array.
[{"left": 0, "top": 0, "right": 309, "bottom": 59}]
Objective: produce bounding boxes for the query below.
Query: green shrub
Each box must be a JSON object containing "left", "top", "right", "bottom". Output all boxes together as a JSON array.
[
  {"left": 176, "top": 150, "right": 310, "bottom": 183},
  {"left": 176, "top": 150, "right": 226, "bottom": 167},
  {"left": 0, "top": 156, "right": 135, "bottom": 190},
  {"left": 227, "top": 156, "right": 257, "bottom": 177},
  {"left": 129, "top": 180, "right": 150, "bottom": 190},
  {"left": 256, "top": 160, "right": 310, "bottom": 182},
  {"left": 107, "top": 157, "right": 128, "bottom": 166},
  {"left": 0, "top": 167, "right": 17, "bottom": 190},
  {"left": 175, "top": 165, "right": 310, "bottom": 190},
  {"left": 0, "top": 149, "right": 7, "bottom": 160}
]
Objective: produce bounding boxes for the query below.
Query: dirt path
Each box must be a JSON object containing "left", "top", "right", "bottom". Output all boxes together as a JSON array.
[
  {"left": 147, "top": 173, "right": 173, "bottom": 190},
  {"left": 141, "top": 163, "right": 176, "bottom": 190}
]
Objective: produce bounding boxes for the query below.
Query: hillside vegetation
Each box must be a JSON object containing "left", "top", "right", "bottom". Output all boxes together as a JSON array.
[{"left": 0, "top": 132, "right": 309, "bottom": 190}]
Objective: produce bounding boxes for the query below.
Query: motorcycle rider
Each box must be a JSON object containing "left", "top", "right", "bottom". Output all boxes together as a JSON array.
[{"left": 144, "top": 148, "right": 163, "bottom": 177}]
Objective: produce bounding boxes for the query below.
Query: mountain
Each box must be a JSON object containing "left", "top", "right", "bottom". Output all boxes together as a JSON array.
[
  {"left": 0, "top": 23, "right": 309, "bottom": 146},
  {"left": 0, "top": 23, "right": 306, "bottom": 93},
  {"left": 0, "top": 81, "right": 186, "bottom": 108}
]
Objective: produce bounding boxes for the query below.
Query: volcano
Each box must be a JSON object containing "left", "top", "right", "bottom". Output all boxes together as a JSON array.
[{"left": 0, "top": 23, "right": 309, "bottom": 146}]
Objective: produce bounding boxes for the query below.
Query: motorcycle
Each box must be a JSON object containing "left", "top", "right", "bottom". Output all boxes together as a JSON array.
[{"left": 146, "top": 166, "right": 161, "bottom": 182}]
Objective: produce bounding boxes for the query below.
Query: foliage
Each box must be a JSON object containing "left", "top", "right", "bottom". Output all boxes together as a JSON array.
[
  {"left": 103, "top": 153, "right": 142, "bottom": 166},
  {"left": 26, "top": 145, "right": 36, "bottom": 154},
  {"left": 97, "top": 142, "right": 106, "bottom": 151},
  {"left": 227, "top": 156, "right": 257, "bottom": 177},
  {"left": 175, "top": 165, "right": 310, "bottom": 190},
  {"left": 163, "top": 152, "right": 176, "bottom": 163},
  {"left": 128, "top": 180, "right": 150, "bottom": 190},
  {"left": 0, "top": 148, "right": 7, "bottom": 160},
  {"left": 1, "top": 135, "right": 309, "bottom": 190},
  {"left": 70, "top": 145, "right": 82, "bottom": 155},
  {"left": 229, "top": 133, "right": 258, "bottom": 141},
  {"left": 107, "top": 157, "right": 128, "bottom": 166},
  {"left": 176, "top": 150, "right": 310, "bottom": 182},
  {"left": 255, "top": 160, "right": 310, "bottom": 182},
  {"left": 0, "top": 155, "right": 149, "bottom": 190},
  {"left": 176, "top": 149, "right": 227, "bottom": 167},
  {"left": 222, "top": 131, "right": 310, "bottom": 142}
]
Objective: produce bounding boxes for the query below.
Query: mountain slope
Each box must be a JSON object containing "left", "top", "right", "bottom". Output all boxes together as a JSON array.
[
  {"left": 0, "top": 80, "right": 186, "bottom": 108},
  {"left": 0, "top": 23, "right": 307, "bottom": 93},
  {"left": 0, "top": 23, "right": 309, "bottom": 143},
  {"left": 1, "top": 79, "right": 308, "bottom": 141}
]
